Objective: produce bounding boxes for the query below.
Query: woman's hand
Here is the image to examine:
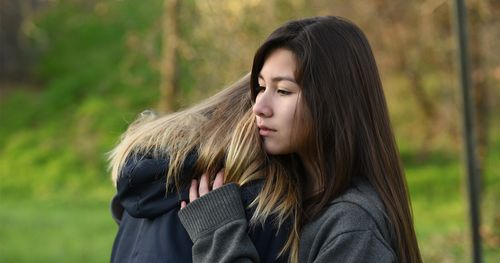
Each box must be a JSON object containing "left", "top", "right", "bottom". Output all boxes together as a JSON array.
[{"left": 181, "top": 170, "right": 224, "bottom": 209}]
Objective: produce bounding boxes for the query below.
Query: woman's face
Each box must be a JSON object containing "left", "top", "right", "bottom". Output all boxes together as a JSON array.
[{"left": 253, "top": 48, "right": 308, "bottom": 155}]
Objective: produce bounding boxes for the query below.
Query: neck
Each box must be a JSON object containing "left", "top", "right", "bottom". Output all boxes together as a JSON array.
[{"left": 299, "top": 153, "right": 321, "bottom": 198}]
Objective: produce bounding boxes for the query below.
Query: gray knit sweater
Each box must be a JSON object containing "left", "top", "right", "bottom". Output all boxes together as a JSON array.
[{"left": 178, "top": 178, "right": 397, "bottom": 262}]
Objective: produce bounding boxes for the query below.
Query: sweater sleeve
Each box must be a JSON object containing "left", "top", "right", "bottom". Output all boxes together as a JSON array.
[
  {"left": 312, "top": 230, "right": 396, "bottom": 263},
  {"left": 178, "top": 183, "right": 261, "bottom": 263}
]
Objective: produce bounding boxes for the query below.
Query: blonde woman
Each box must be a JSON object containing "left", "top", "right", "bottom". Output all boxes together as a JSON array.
[
  {"left": 109, "top": 74, "right": 302, "bottom": 263},
  {"left": 179, "top": 16, "right": 422, "bottom": 263}
]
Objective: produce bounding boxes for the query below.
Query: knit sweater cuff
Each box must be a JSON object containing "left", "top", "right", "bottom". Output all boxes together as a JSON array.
[{"left": 178, "top": 183, "right": 246, "bottom": 242}]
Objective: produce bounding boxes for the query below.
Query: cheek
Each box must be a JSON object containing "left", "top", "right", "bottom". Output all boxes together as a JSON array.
[
  {"left": 292, "top": 100, "right": 312, "bottom": 144},
  {"left": 284, "top": 100, "right": 300, "bottom": 125}
]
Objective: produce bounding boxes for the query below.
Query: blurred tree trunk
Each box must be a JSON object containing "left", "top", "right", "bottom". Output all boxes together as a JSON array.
[
  {"left": 0, "top": 0, "right": 46, "bottom": 84},
  {"left": 159, "top": 0, "right": 180, "bottom": 112},
  {"left": 0, "top": 0, "right": 25, "bottom": 82},
  {"left": 469, "top": 0, "right": 490, "bottom": 178}
]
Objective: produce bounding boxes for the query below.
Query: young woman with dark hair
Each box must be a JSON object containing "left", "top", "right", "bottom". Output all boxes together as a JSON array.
[{"left": 179, "top": 16, "right": 422, "bottom": 263}]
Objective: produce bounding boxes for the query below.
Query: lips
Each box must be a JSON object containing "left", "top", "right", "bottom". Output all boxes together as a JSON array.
[{"left": 258, "top": 125, "right": 276, "bottom": 136}]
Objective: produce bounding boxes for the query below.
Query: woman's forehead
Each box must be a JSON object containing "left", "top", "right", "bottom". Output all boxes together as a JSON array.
[{"left": 259, "top": 49, "right": 297, "bottom": 81}]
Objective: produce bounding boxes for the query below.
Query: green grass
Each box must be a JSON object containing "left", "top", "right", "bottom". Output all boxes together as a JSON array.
[
  {"left": 0, "top": 197, "right": 117, "bottom": 263},
  {"left": 407, "top": 159, "right": 470, "bottom": 262},
  {"left": 404, "top": 134, "right": 500, "bottom": 262}
]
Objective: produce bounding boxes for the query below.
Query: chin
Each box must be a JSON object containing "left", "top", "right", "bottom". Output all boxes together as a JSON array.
[{"left": 264, "top": 143, "right": 292, "bottom": 155}]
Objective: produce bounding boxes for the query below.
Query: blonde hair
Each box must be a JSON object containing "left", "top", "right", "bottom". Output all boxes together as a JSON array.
[{"left": 108, "top": 73, "right": 301, "bottom": 262}]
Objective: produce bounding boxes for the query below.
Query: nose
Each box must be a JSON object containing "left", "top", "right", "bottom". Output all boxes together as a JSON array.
[{"left": 252, "top": 92, "right": 273, "bottom": 118}]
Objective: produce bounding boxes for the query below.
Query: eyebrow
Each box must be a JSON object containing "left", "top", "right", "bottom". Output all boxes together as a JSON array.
[{"left": 258, "top": 74, "right": 297, "bottom": 84}]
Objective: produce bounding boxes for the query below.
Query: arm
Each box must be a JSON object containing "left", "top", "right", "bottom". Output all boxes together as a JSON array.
[
  {"left": 311, "top": 230, "right": 396, "bottom": 263},
  {"left": 178, "top": 173, "right": 261, "bottom": 263}
]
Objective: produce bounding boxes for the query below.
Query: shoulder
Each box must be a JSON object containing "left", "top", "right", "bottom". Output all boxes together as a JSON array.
[
  {"left": 300, "top": 178, "right": 396, "bottom": 262},
  {"left": 118, "top": 151, "right": 197, "bottom": 187},
  {"left": 314, "top": 178, "right": 387, "bottom": 227},
  {"left": 121, "top": 156, "right": 169, "bottom": 184},
  {"left": 329, "top": 177, "right": 389, "bottom": 232},
  {"left": 304, "top": 195, "right": 383, "bottom": 243}
]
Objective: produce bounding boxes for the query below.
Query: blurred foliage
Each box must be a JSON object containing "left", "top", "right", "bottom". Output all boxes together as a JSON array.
[
  {"left": 1, "top": 0, "right": 163, "bottom": 199},
  {"left": 0, "top": 0, "right": 498, "bottom": 262}
]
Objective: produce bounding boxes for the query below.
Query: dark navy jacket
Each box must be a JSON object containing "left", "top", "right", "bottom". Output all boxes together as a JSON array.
[{"left": 110, "top": 154, "right": 290, "bottom": 263}]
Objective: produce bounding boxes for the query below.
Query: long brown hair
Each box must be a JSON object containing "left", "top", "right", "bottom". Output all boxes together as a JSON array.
[
  {"left": 250, "top": 16, "right": 422, "bottom": 263},
  {"left": 108, "top": 73, "right": 301, "bottom": 261}
]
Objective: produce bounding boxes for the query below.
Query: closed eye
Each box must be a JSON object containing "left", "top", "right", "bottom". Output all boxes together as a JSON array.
[
  {"left": 277, "top": 89, "right": 292, "bottom": 95},
  {"left": 257, "top": 85, "right": 266, "bottom": 93}
]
